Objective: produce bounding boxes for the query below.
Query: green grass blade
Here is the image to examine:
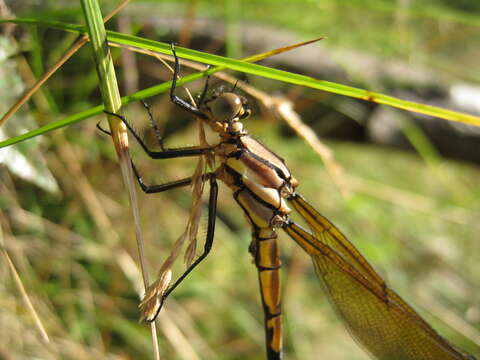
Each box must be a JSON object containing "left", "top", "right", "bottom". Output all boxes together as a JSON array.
[
  {"left": 80, "top": 0, "right": 122, "bottom": 115},
  {"left": 1, "top": 17, "right": 479, "bottom": 150},
  {"left": 0, "top": 106, "right": 103, "bottom": 148}
]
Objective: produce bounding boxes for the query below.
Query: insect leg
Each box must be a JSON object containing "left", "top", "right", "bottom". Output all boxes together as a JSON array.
[
  {"left": 96, "top": 121, "right": 112, "bottom": 136},
  {"left": 130, "top": 161, "right": 194, "bottom": 194},
  {"left": 104, "top": 110, "right": 212, "bottom": 159},
  {"left": 140, "top": 100, "right": 168, "bottom": 151},
  {"left": 169, "top": 43, "right": 209, "bottom": 120},
  {"left": 150, "top": 175, "right": 218, "bottom": 315},
  {"left": 197, "top": 66, "right": 211, "bottom": 107}
]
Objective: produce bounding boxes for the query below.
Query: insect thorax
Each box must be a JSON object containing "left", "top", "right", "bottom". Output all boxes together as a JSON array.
[{"left": 215, "top": 134, "right": 297, "bottom": 229}]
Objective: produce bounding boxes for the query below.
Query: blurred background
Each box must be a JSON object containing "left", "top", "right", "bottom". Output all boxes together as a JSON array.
[{"left": 1, "top": 0, "right": 479, "bottom": 359}]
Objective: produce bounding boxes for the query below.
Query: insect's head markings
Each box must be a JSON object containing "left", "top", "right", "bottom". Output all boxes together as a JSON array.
[{"left": 201, "top": 91, "right": 251, "bottom": 136}]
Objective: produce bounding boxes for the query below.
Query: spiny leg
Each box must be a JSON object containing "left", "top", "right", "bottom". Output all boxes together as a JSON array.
[
  {"left": 140, "top": 100, "right": 167, "bottom": 151},
  {"left": 97, "top": 123, "right": 197, "bottom": 193},
  {"left": 250, "top": 227, "right": 283, "bottom": 360},
  {"left": 144, "top": 175, "right": 219, "bottom": 321},
  {"left": 131, "top": 162, "right": 194, "bottom": 194},
  {"left": 104, "top": 110, "right": 212, "bottom": 159},
  {"left": 131, "top": 160, "right": 212, "bottom": 195},
  {"left": 197, "top": 65, "right": 211, "bottom": 107},
  {"left": 169, "top": 43, "right": 209, "bottom": 119},
  {"left": 96, "top": 121, "right": 112, "bottom": 136},
  {"left": 144, "top": 64, "right": 211, "bottom": 154}
]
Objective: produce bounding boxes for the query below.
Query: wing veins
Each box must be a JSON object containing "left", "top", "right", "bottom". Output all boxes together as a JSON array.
[
  {"left": 283, "top": 221, "right": 469, "bottom": 358},
  {"left": 290, "top": 194, "right": 385, "bottom": 286}
]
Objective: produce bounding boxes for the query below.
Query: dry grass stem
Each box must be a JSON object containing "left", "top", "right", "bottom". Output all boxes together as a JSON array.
[
  {"left": 0, "top": 231, "right": 50, "bottom": 343},
  {"left": 139, "top": 269, "right": 172, "bottom": 322}
]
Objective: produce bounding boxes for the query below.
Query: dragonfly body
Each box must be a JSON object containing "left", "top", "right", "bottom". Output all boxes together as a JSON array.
[
  {"left": 213, "top": 129, "right": 298, "bottom": 359},
  {"left": 109, "top": 45, "right": 477, "bottom": 360}
]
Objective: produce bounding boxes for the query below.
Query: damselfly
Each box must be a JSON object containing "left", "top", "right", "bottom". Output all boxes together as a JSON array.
[{"left": 106, "top": 45, "right": 477, "bottom": 360}]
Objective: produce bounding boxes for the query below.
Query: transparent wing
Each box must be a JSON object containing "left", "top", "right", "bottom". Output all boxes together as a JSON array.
[{"left": 283, "top": 193, "right": 475, "bottom": 360}]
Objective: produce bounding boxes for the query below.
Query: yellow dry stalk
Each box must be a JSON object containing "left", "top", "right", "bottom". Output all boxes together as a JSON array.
[
  {"left": 139, "top": 268, "right": 172, "bottom": 322},
  {"left": 184, "top": 155, "right": 205, "bottom": 267}
]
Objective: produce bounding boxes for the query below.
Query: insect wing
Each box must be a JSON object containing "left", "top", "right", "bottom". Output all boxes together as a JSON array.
[{"left": 283, "top": 194, "right": 475, "bottom": 360}]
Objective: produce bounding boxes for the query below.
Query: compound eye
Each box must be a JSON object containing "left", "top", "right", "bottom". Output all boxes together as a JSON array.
[{"left": 210, "top": 93, "right": 243, "bottom": 122}]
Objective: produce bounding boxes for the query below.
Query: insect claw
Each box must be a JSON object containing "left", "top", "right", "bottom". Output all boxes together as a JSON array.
[{"left": 96, "top": 121, "right": 111, "bottom": 136}]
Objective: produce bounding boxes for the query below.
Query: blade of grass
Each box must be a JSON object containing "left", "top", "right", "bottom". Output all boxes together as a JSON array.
[
  {"left": 79, "top": 1, "right": 160, "bottom": 359},
  {"left": 0, "top": 37, "right": 323, "bottom": 148},
  {"left": 2, "top": 18, "right": 479, "bottom": 127},
  {"left": 1, "top": 239, "right": 50, "bottom": 344}
]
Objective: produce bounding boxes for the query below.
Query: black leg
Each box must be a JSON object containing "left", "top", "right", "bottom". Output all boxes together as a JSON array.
[
  {"left": 231, "top": 79, "right": 239, "bottom": 93},
  {"left": 149, "top": 175, "right": 218, "bottom": 319},
  {"left": 100, "top": 111, "right": 199, "bottom": 193},
  {"left": 140, "top": 100, "right": 167, "bottom": 151},
  {"left": 141, "top": 62, "right": 210, "bottom": 151},
  {"left": 96, "top": 121, "right": 111, "bottom": 136},
  {"left": 104, "top": 110, "right": 211, "bottom": 159},
  {"left": 131, "top": 161, "right": 194, "bottom": 194},
  {"left": 197, "top": 65, "right": 211, "bottom": 107},
  {"left": 169, "top": 43, "right": 208, "bottom": 120}
]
